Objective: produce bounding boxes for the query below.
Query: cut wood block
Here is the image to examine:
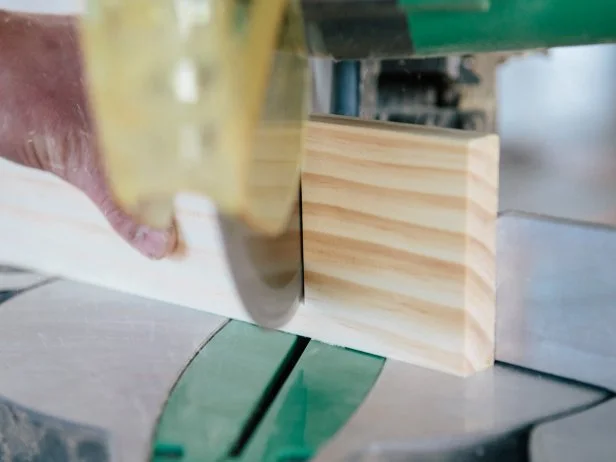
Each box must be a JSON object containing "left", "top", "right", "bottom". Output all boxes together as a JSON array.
[
  {"left": 0, "top": 114, "right": 499, "bottom": 376},
  {"left": 298, "top": 116, "right": 499, "bottom": 375}
]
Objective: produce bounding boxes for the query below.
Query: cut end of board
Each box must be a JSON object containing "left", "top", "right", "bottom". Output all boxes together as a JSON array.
[
  {"left": 463, "top": 134, "right": 499, "bottom": 375},
  {"left": 300, "top": 118, "right": 500, "bottom": 377}
]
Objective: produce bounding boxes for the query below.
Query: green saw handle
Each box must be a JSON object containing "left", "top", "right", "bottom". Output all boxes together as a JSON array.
[{"left": 302, "top": 0, "right": 616, "bottom": 59}]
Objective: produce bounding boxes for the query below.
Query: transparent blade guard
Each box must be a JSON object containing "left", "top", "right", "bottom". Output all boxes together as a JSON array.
[{"left": 80, "top": 0, "right": 310, "bottom": 236}]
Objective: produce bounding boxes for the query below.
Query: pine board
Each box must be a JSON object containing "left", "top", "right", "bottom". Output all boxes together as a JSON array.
[{"left": 0, "top": 115, "right": 499, "bottom": 376}]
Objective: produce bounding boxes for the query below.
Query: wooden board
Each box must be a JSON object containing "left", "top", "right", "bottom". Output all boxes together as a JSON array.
[
  {"left": 0, "top": 114, "right": 499, "bottom": 376},
  {"left": 297, "top": 116, "right": 499, "bottom": 375}
]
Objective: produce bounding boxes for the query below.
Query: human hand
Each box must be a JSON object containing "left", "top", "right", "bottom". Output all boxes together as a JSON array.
[{"left": 0, "top": 11, "right": 177, "bottom": 259}]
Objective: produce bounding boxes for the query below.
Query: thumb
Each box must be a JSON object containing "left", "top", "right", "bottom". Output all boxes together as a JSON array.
[
  {"left": 17, "top": 131, "right": 178, "bottom": 260},
  {"left": 69, "top": 153, "right": 178, "bottom": 260}
]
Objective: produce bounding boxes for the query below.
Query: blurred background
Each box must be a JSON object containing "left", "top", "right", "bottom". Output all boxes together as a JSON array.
[
  {"left": 3, "top": 1, "right": 616, "bottom": 227},
  {"left": 498, "top": 45, "right": 616, "bottom": 225}
]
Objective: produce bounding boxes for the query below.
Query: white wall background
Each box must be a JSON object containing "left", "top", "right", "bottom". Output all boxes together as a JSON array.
[{"left": 0, "top": 0, "right": 82, "bottom": 13}]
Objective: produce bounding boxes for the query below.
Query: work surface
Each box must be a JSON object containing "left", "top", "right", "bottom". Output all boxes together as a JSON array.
[{"left": 1, "top": 213, "right": 616, "bottom": 462}]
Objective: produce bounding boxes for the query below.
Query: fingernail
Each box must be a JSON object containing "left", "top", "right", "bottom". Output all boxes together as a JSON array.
[{"left": 133, "top": 225, "right": 176, "bottom": 260}]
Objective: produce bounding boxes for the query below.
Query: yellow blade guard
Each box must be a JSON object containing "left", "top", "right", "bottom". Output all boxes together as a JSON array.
[{"left": 80, "top": 0, "right": 310, "bottom": 236}]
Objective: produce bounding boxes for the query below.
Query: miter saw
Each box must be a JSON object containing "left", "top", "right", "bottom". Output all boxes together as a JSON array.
[
  {"left": 1, "top": 1, "right": 616, "bottom": 462},
  {"left": 77, "top": 0, "right": 616, "bottom": 328}
]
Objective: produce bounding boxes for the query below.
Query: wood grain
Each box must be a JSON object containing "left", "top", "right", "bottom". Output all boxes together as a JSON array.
[
  {"left": 0, "top": 114, "right": 499, "bottom": 376},
  {"left": 296, "top": 115, "right": 499, "bottom": 375}
]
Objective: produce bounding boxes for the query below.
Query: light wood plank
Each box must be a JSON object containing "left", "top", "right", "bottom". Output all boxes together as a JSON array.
[
  {"left": 298, "top": 116, "right": 498, "bottom": 375},
  {"left": 0, "top": 115, "right": 499, "bottom": 376}
]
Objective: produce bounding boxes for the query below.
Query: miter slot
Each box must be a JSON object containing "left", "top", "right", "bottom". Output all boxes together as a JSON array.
[
  {"left": 228, "top": 335, "right": 310, "bottom": 457},
  {"left": 152, "top": 321, "right": 384, "bottom": 461},
  {"left": 237, "top": 342, "right": 384, "bottom": 461},
  {"left": 151, "top": 322, "right": 304, "bottom": 462},
  {"left": 0, "top": 271, "right": 56, "bottom": 305},
  {"left": 0, "top": 290, "right": 15, "bottom": 305},
  {"left": 299, "top": 183, "right": 306, "bottom": 303}
]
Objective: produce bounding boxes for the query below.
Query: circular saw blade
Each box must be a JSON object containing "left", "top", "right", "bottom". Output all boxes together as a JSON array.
[
  {"left": 219, "top": 0, "right": 309, "bottom": 327},
  {"left": 218, "top": 196, "right": 302, "bottom": 328},
  {"left": 239, "top": 0, "right": 311, "bottom": 235},
  {"left": 79, "top": 0, "right": 308, "bottom": 328}
]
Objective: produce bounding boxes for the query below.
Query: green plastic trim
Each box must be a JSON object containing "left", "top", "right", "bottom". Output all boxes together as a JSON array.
[
  {"left": 399, "top": 0, "right": 489, "bottom": 12},
  {"left": 151, "top": 321, "right": 385, "bottom": 462},
  {"left": 403, "top": 0, "right": 616, "bottom": 56},
  {"left": 151, "top": 321, "right": 297, "bottom": 462},
  {"left": 235, "top": 343, "right": 385, "bottom": 462}
]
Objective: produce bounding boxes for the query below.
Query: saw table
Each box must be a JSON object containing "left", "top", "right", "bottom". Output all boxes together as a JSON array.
[
  {"left": 1, "top": 1, "right": 616, "bottom": 461},
  {"left": 1, "top": 212, "right": 616, "bottom": 462}
]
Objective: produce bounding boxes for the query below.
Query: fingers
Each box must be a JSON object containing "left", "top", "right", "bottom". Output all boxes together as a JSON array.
[
  {"left": 79, "top": 169, "right": 178, "bottom": 260},
  {"left": 98, "top": 198, "right": 178, "bottom": 260},
  {"left": 0, "top": 11, "right": 178, "bottom": 260}
]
